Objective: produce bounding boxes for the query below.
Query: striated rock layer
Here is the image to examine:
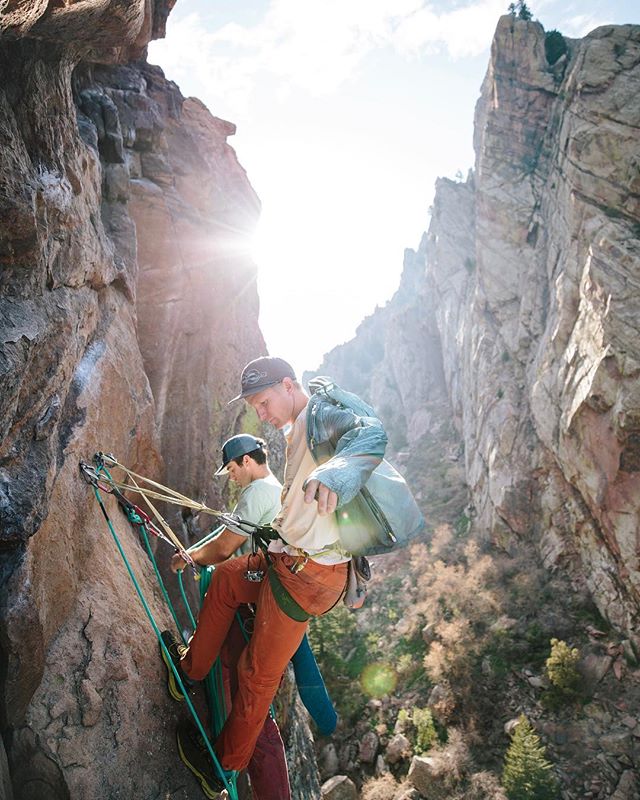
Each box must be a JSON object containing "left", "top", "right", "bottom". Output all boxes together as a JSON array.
[
  {"left": 0, "top": 2, "right": 303, "bottom": 798},
  {"left": 313, "top": 18, "right": 640, "bottom": 650},
  {"left": 443, "top": 17, "right": 640, "bottom": 648}
]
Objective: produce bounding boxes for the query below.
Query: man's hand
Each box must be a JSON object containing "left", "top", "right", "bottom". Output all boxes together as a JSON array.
[
  {"left": 170, "top": 551, "right": 189, "bottom": 573},
  {"left": 304, "top": 479, "right": 338, "bottom": 516}
]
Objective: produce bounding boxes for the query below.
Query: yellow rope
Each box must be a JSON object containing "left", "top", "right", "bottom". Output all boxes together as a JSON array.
[
  {"left": 98, "top": 455, "right": 226, "bottom": 566},
  {"left": 123, "top": 469, "right": 186, "bottom": 554},
  {"left": 103, "top": 456, "right": 224, "bottom": 516}
]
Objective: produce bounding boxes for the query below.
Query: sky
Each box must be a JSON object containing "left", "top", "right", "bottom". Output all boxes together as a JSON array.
[{"left": 149, "top": 0, "right": 637, "bottom": 379}]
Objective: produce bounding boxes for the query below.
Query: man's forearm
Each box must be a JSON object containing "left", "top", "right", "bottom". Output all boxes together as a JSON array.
[{"left": 188, "top": 528, "right": 246, "bottom": 565}]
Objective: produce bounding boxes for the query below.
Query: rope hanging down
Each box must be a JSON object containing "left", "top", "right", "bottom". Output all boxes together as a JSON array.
[{"left": 80, "top": 453, "right": 239, "bottom": 799}]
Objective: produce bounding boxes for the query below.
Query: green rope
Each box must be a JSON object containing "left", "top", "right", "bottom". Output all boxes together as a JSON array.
[
  {"left": 91, "top": 479, "right": 238, "bottom": 799},
  {"left": 137, "top": 521, "right": 185, "bottom": 638},
  {"left": 198, "top": 567, "right": 228, "bottom": 737},
  {"left": 191, "top": 523, "right": 226, "bottom": 548},
  {"left": 177, "top": 569, "right": 198, "bottom": 632}
]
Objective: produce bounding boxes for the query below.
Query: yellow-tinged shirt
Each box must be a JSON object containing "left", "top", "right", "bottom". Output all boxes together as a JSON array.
[{"left": 272, "top": 407, "right": 349, "bottom": 564}]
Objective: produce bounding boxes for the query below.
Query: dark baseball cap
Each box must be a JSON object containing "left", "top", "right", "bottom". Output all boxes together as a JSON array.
[
  {"left": 214, "top": 434, "right": 266, "bottom": 476},
  {"left": 228, "top": 356, "right": 296, "bottom": 404}
]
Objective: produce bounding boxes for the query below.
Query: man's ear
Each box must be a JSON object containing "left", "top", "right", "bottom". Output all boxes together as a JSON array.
[
  {"left": 281, "top": 376, "right": 294, "bottom": 393},
  {"left": 242, "top": 454, "right": 251, "bottom": 467}
]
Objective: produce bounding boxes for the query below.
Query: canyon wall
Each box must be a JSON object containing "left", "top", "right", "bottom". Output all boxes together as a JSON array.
[
  {"left": 313, "top": 18, "right": 640, "bottom": 651},
  {"left": 0, "top": 2, "right": 306, "bottom": 798}
]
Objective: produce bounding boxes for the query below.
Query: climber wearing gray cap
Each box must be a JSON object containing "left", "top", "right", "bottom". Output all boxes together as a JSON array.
[
  {"left": 228, "top": 356, "right": 297, "bottom": 404},
  {"left": 170, "top": 433, "right": 282, "bottom": 571}
]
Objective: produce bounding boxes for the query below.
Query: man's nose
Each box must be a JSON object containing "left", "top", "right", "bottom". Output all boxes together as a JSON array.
[{"left": 256, "top": 407, "right": 267, "bottom": 421}]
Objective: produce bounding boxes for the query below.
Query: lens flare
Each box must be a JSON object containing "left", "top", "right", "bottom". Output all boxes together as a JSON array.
[{"left": 360, "top": 662, "right": 397, "bottom": 698}]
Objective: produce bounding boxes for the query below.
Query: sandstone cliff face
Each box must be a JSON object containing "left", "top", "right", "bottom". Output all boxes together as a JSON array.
[
  {"left": 449, "top": 18, "right": 640, "bottom": 649},
  {"left": 316, "top": 18, "right": 640, "bottom": 653},
  {"left": 0, "top": 3, "right": 293, "bottom": 798}
]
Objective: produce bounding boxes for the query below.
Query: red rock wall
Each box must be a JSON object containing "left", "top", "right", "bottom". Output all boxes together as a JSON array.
[
  {"left": 0, "top": 4, "right": 268, "bottom": 797},
  {"left": 423, "top": 20, "right": 640, "bottom": 649}
]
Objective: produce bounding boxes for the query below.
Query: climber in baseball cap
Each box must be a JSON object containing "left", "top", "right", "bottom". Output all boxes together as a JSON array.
[
  {"left": 228, "top": 356, "right": 296, "bottom": 404},
  {"left": 214, "top": 434, "right": 267, "bottom": 476}
]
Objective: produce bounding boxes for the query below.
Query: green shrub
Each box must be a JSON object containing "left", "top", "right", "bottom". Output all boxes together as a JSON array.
[
  {"left": 502, "top": 715, "right": 558, "bottom": 800},
  {"left": 544, "top": 30, "right": 567, "bottom": 65},
  {"left": 545, "top": 638, "right": 580, "bottom": 694},
  {"left": 413, "top": 706, "right": 438, "bottom": 753},
  {"left": 396, "top": 708, "right": 411, "bottom": 732},
  {"left": 508, "top": 1, "right": 533, "bottom": 20}
]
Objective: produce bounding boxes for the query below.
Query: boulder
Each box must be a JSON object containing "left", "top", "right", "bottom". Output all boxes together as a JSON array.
[
  {"left": 407, "top": 756, "right": 445, "bottom": 797},
  {"left": 504, "top": 717, "right": 522, "bottom": 736},
  {"left": 319, "top": 743, "right": 340, "bottom": 781},
  {"left": 611, "top": 770, "right": 639, "bottom": 800},
  {"left": 321, "top": 775, "right": 358, "bottom": 800},
  {"left": 359, "top": 730, "right": 380, "bottom": 764},
  {"left": 580, "top": 654, "right": 613, "bottom": 690},
  {"left": 386, "top": 733, "right": 412, "bottom": 764},
  {"left": 375, "top": 755, "right": 389, "bottom": 776},
  {"left": 599, "top": 731, "right": 633, "bottom": 756}
]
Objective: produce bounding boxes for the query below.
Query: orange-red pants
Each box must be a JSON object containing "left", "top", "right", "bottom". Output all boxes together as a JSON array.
[
  {"left": 180, "top": 551, "right": 347, "bottom": 771},
  {"left": 221, "top": 609, "right": 290, "bottom": 800}
]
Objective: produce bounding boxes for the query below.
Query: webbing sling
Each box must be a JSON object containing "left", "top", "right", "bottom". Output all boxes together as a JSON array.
[
  {"left": 250, "top": 525, "right": 314, "bottom": 623},
  {"left": 267, "top": 567, "right": 312, "bottom": 622}
]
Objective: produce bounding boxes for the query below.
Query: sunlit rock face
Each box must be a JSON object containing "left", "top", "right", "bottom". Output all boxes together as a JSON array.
[
  {"left": 0, "top": 2, "right": 268, "bottom": 797},
  {"left": 430, "top": 18, "right": 640, "bottom": 646}
]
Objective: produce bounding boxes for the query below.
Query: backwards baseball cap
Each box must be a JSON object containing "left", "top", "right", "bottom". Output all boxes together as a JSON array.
[
  {"left": 214, "top": 434, "right": 266, "bottom": 476},
  {"left": 228, "top": 356, "right": 296, "bottom": 404}
]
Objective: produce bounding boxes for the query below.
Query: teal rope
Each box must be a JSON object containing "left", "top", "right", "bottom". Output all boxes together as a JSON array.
[
  {"left": 198, "top": 567, "right": 227, "bottom": 736},
  {"left": 138, "top": 522, "right": 185, "bottom": 638},
  {"left": 191, "top": 523, "right": 226, "bottom": 549},
  {"left": 177, "top": 570, "right": 198, "bottom": 632},
  {"left": 92, "top": 481, "right": 238, "bottom": 799}
]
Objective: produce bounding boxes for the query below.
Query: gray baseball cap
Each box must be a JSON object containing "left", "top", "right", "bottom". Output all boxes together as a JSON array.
[{"left": 228, "top": 356, "right": 296, "bottom": 404}]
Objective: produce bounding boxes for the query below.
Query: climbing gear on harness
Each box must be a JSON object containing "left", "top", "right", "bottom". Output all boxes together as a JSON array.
[
  {"left": 288, "top": 556, "right": 308, "bottom": 574},
  {"left": 176, "top": 719, "right": 229, "bottom": 799},
  {"left": 249, "top": 523, "right": 281, "bottom": 555},
  {"left": 244, "top": 552, "right": 265, "bottom": 582}
]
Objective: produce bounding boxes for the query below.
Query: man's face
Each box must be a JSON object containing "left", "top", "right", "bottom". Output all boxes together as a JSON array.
[
  {"left": 247, "top": 382, "right": 292, "bottom": 430},
  {"left": 226, "top": 458, "right": 251, "bottom": 488}
]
